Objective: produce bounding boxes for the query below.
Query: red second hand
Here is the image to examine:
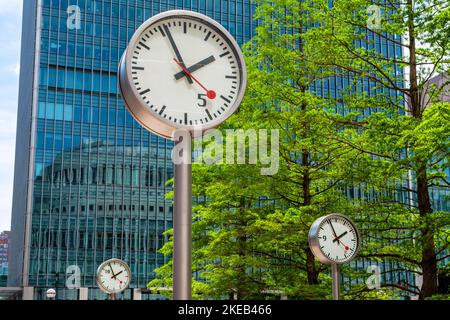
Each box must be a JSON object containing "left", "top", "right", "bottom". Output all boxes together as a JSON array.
[
  {"left": 173, "top": 58, "right": 216, "bottom": 99},
  {"left": 338, "top": 240, "right": 349, "bottom": 251}
]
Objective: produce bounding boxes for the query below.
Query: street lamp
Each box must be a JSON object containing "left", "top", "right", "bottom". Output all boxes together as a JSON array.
[{"left": 46, "top": 288, "right": 56, "bottom": 300}]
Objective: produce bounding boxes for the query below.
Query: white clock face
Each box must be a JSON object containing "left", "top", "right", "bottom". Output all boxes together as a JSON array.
[
  {"left": 310, "top": 215, "right": 360, "bottom": 264},
  {"left": 96, "top": 259, "right": 131, "bottom": 294},
  {"left": 119, "top": 10, "right": 246, "bottom": 138}
]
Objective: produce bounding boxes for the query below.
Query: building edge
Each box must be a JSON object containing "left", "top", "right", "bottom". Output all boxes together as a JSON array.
[{"left": 8, "top": 0, "right": 40, "bottom": 287}]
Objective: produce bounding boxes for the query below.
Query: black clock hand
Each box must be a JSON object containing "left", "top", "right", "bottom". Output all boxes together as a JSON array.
[
  {"left": 114, "top": 270, "right": 123, "bottom": 278},
  {"left": 108, "top": 263, "right": 116, "bottom": 278},
  {"left": 163, "top": 24, "right": 193, "bottom": 84},
  {"left": 332, "top": 231, "right": 348, "bottom": 243},
  {"left": 328, "top": 219, "right": 338, "bottom": 239},
  {"left": 174, "top": 55, "right": 216, "bottom": 80}
]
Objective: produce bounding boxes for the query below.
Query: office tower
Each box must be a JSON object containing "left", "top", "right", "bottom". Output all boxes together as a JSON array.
[{"left": 9, "top": 0, "right": 255, "bottom": 299}]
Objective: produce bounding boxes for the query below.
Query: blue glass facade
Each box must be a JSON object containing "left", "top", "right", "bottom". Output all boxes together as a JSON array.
[{"left": 10, "top": 0, "right": 256, "bottom": 299}]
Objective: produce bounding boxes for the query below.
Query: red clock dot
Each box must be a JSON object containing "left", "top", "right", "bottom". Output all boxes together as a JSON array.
[{"left": 207, "top": 90, "right": 216, "bottom": 99}]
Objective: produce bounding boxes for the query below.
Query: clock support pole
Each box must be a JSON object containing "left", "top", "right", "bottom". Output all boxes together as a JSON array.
[
  {"left": 331, "top": 263, "right": 339, "bottom": 300},
  {"left": 173, "top": 129, "right": 192, "bottom": 300}
]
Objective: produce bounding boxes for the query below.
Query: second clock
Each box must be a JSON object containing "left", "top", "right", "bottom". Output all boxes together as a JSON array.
[{"left": 308, "top": 214, "right": 361, "bottom": 264}]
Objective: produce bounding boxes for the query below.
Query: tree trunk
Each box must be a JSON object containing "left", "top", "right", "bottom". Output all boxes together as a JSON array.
[
  {"left": 236, "top": 197, "right": 248, "bottom": 299},
  {"left": 406, "top": 0, "right": 438, "bottom": 299},
  {"left": 302, "top": 149, "right": 318, "bottom": 285},
  {"left": 417, "top": 165, "right": 438, "bottom": 299}
]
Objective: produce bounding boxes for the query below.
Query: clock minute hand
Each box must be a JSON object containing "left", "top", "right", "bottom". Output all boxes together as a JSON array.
[
  {"left": 173, "top": 58, "right": 216, "bottom": 100},
  {"left": 174, "top": 55, "right": 216, "bottom": 80},
  {"left": 108, "top": 263, "right": 116, "bottom": 279},
  {"left": 328, "top": 220, "right": 338, "bottom": 239},
  {"left": 163, "top": 24, "right": 193, "bottom": 84}
]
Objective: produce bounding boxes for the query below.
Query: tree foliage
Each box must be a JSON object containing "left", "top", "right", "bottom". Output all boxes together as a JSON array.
[{"left": 149, "top": 0, "right": 449, "bottom": 300}]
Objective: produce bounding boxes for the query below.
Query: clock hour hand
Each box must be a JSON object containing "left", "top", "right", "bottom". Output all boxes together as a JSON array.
[
  {"left": 332, "top": 231, "right": 348, "bottom": 243},
  {"left": 174, "top": 55, "right": 216, "bottom": 80},
  {"left": 113, "top": 270, "right": 123, "bottom": 279},
  {"left": 173, "top": 58, "right": 216, "bottom": 99},
  {"left": 163, "top": 24, "right": 193, "bottom": 84}
]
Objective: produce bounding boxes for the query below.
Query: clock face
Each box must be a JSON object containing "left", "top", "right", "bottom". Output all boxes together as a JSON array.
[
  {"left": 119, "top": 10, "right": 247, "bottom": 139},
  {"left": 96, "top": 259, "right": 131, "bottom": 294},
  {"left": 309, "top": 214, "right": 360, "bottom": 264}
]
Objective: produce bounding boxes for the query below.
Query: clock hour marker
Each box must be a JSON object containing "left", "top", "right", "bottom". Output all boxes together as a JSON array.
[
  {"left": 204, "top": 31, "right": 212, "bottom": 41},
  {"left": 220, "top": 95, "right": 231, "bottom": 103},
  {"left": 184, "top": 113, "right": 188, "bottom": 125},
  {"left": 132, "top": 66, "right": 144, "bottom": 70},
  {"left": 139, "top": 88, "right": 151, "bottom": 95},
  {"left": 158, "top": 25, "right": 166, "bottom": 37},
  {"left": 226, "top": 75, "right": 237, "bottom": 79},
  {"left": 183, "top": 21, "right": 187, "bottom": 33},
  {"left": 159, "top": 105, "right": 166, "bottom": 115},
  {"left": 220, "top": 51, "right": 230, "bottom": 57},
  {"left": 205, "top": 109, "right": 213, "bottom": 120},
  {"left": 138, "top": 41, "right": 150, "bottom": 50}
]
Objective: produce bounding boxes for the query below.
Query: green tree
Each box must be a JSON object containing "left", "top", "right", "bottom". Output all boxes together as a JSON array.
[
  {"left": 307, "top": 0, "right": 450, "bottom": 298},
  {"left": 150, "top": 0, "right": 370, "bottom": 299},
  {"left": 149, "top": 0, "right": 449, "bottom": 300}
]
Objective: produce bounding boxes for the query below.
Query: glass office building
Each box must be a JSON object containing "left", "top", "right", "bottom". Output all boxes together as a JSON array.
[{"left": 9, "top": 0, "right": 255, "bottom": 299}]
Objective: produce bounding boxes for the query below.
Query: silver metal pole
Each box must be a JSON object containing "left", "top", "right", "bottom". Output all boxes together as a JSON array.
[
  {"left": 331, "top": 263, "right": 339, "bottom": 300},
  {"left": 173, "top": 129, "right": 192, "bottom": 300}
]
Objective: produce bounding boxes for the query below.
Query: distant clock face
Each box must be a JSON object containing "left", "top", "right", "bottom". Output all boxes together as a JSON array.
[
  {"left": 96, "top": 259, "right": 131, "bottom": 294},
  {"left": 309, "top": 214, "right": 360, "bottom": 264},
  {"left": 119, "top": 10, "right": 247, "bottom": 139}
]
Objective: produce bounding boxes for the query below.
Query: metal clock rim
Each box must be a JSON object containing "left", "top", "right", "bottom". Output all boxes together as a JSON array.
[
  {"left": 119, "top": 10, "right": 248, "bottom": 140},
  {"left": 308, "top": 213, "right": 361, "bottom": 265},
  {"left": 96, "top": 258, "right": 132, "bottom": 294}
]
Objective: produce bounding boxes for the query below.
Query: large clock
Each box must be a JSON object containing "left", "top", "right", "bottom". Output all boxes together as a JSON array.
[
  {"left": 308, "top": 214, "right": 361, "bottom": 264},
  {"left": 119, "top": 10, "right": 247, "bottom": 139}
]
